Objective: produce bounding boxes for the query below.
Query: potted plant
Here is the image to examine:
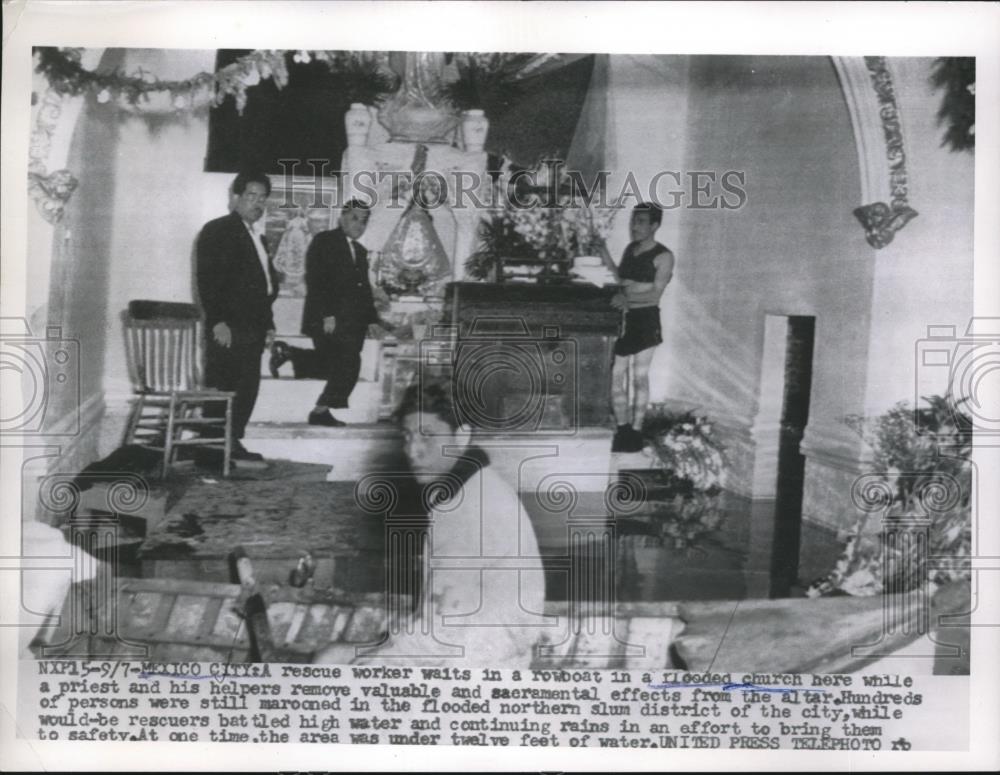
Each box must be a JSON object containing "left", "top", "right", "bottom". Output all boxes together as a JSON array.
[
  {"left": 444, "top": 53, "right": 533, "bottom": 153},
  {"left": 807, "top": 395, "right": 972, "bottom": 597},
  {"left": 444, "top": 52, "right": 534, "bottom": 114},
  {"left": 335, "top": 56, "right": 400, "bottom": 107}
]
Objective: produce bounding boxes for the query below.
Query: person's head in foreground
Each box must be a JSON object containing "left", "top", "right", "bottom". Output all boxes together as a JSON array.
[{"left": 396, "top": 382, "right": 470, "bottom": 485}]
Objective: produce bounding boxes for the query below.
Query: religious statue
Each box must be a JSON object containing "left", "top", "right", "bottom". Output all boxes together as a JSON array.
[{"left": 379, "top": 144, "right": 451, "bottom": 296}]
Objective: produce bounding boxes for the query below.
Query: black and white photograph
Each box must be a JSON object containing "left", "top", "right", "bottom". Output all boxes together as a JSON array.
[{"left": 2, "top": 1, "right": 997, "bottom": 770}]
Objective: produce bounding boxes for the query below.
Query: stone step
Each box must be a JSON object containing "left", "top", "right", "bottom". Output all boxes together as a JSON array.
[
  {"left": 253, "top": 377, "right": 381, "bottom": 425},
  {"left": 243, "top": 421, "right": 403, "bottom": 481},
  {"left": 244, "top": 420, "right": 617, "bottom": 494}
]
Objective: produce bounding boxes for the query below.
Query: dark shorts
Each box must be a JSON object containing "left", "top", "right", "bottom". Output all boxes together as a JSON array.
[{"left": 614, "top": 306, "right": 662, "bottom": 357}]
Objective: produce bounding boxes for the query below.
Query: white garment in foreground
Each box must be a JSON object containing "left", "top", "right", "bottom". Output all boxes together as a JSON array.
[{"left": 353, "top": 464, "right": 549, "bottom": 667}]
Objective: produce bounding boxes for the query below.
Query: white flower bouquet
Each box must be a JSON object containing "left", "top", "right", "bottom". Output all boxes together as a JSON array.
[{"left": 640, "top": 408, "right": 727, "bottom": 550}]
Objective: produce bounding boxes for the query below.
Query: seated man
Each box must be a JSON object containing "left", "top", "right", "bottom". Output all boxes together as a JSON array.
[{"left": 315, "top": 382, "right": 549, "bottom": 666}]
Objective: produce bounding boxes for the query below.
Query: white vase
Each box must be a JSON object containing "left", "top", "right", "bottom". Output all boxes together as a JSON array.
[
  {"left": 345, "top": 103, "right": 372, "bottom": 147},
  {"left": 461, "top": 109, "right": 489, "bottom": 152}
]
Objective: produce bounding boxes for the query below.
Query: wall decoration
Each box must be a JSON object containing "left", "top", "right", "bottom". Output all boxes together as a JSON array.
[
  {"left": 33, "top": 47, "right": 396, "bottom": 118},
  {"left": 27, "top": 86, "right": 78, "bottom": 223},
  {"left": 846, "top": 57, "right": 919, "bottom": 249}
]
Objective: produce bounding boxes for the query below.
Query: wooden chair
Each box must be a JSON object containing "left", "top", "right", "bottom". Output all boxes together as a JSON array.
[{"left": 122, "top": 300, "right": 234, "bottom": 477}]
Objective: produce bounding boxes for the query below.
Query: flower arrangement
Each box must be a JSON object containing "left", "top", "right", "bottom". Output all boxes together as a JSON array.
[
  {"left": 643, "top": 410, "right": 726, "bottom": 495},
  {"left": 638, "top": 408, "right": 727, "bottom": 550},
  {"left": 807, "top": 395, "right": 972, "bottom": 597},
  {"left": 379, "top": 265, "right": 432, "bottom": 298},
  {"left": 465, "top": 163, "right": 617, "bottom": 281}
]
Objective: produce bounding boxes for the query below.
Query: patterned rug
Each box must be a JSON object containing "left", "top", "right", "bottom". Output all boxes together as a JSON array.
[{"left": 140, "top": 476, "right": 384, "bottom": 561}]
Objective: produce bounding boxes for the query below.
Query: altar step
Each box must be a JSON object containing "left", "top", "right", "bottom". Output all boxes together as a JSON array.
[{"left": 254, "top": 375, "right": 383, "bottom": 425}]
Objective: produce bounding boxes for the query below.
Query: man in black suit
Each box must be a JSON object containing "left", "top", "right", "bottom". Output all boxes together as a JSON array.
[
  {"left": 195, "top": 171, "right": 278, "bottom": 461},
  {"left": 294, "top": 199, "right": 382, "bottom": 426}
]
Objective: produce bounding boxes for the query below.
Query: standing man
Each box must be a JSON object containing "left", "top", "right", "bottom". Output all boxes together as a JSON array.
[
  {"left": 601, "top": 202, "right": 675, "bottom": 453},
  {"left": 195, "top": 171, "right": 278, "bottom": 463},
  {"left": 296, "top": 199, "right": 383, "bottom": 426}
]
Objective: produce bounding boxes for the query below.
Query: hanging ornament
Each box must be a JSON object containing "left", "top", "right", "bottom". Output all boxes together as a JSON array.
[
  {"left": 234, "top": 87, "right": 248, "bottom": 115},
  {"left": 33, "top": 47, "right": 392, "bottom": 120}
]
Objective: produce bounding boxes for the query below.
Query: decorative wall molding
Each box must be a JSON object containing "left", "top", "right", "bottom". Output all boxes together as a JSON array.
[
  {"left": 27, "top": 87, "right": 79, "bottom": 224},
  {"left": 29, "top": 50, "right": 105, "bottom": 225},
  {"left": 832, "top": 56, "right": 918, "bottom": 249}
]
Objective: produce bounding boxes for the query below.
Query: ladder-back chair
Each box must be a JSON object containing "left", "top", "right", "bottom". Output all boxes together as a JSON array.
[{"left": 122, "top": 300, "right": 234, "bottom": 477}]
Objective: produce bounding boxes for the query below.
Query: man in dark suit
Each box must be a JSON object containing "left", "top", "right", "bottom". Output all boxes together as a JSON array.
[
  {"left": 295, "top": 198, "right": 382, "bottom": 426},
  {"left": 195, "top": 171, "right": 278, "bottom": 461}
]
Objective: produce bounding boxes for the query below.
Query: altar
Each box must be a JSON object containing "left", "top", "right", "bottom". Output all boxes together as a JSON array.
[{"left": 441, "top": 282, "right": 622, "bottom": 431}]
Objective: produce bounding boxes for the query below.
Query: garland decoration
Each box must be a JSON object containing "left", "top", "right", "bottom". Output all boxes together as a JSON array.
[
  {"left": 32, "top": 47, "right": 395, "bottom": 116},
  {"left": 27, "top": 85, "right": 78, "bottom": 223}
]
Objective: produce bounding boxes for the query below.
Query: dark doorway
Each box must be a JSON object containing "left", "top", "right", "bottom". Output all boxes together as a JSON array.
[{"left": 769, "top": 316, "right": 815, "bottom": 597}]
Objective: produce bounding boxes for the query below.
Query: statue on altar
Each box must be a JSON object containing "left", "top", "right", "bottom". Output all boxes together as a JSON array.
[{"left": 378, "top": 144, "right": 451, "bottom": 297}]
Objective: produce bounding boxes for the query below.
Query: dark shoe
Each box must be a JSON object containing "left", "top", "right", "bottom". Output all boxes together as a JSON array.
[
  {"left": 612, "top": 424, "right": 645, "bottom": 453},
  {"left": 308, "top": 410, "right": 346, "bottom": 427},
  {"left": 611, "top": 424, "right": 630, "bottom": 453},
  {"left": 232, "top": 441, "right": 265, "bottom": 461},
  {"left": 625, "top": 425, "right": 646, "bottom": 452},
  {"left": 269, "top": 340, "right": 291, "bottom": 378}
]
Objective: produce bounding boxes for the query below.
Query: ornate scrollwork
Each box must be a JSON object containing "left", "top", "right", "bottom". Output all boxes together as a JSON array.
[
  {"left": 28, "top": 87, "right": 80, "bottom": 224},
  {"left": 421, "top": 472, "right": 464, "bottom": 513},
  {"left": 28, "top": 169, "right": 79, "bottom": 224},
  {"left": 38, "top": 472, "right": 149, "bottom": 517},
  {"left": 850, "top": 473, "right": 895, "bottom": 513},
  {"left": 852, "top": 57, "right": 918, "bottom": 249},
  {"left": 534, "top": 475, "right": 580, "bottom": 517},
  {"left": 353, "top": 474, "right": 403, "bottom": 515},
  {"left": 603, "top": 473, "right": 646, "bottom": 516},
  {"left": 853, "top": 201, "right": 918, "bottom": 249}
]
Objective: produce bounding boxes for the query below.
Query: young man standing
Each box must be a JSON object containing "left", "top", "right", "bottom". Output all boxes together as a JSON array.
[
  {"left": 195, "top": 171, "right": 278, "bottom": 463},
  {"left": 603, "top": 202, "right": 675, "bottom": 453}
]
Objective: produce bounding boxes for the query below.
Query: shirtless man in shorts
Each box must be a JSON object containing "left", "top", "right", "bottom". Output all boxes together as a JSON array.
[{"left": 600, "top": 202, "right": 675, "bottom": 453}]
